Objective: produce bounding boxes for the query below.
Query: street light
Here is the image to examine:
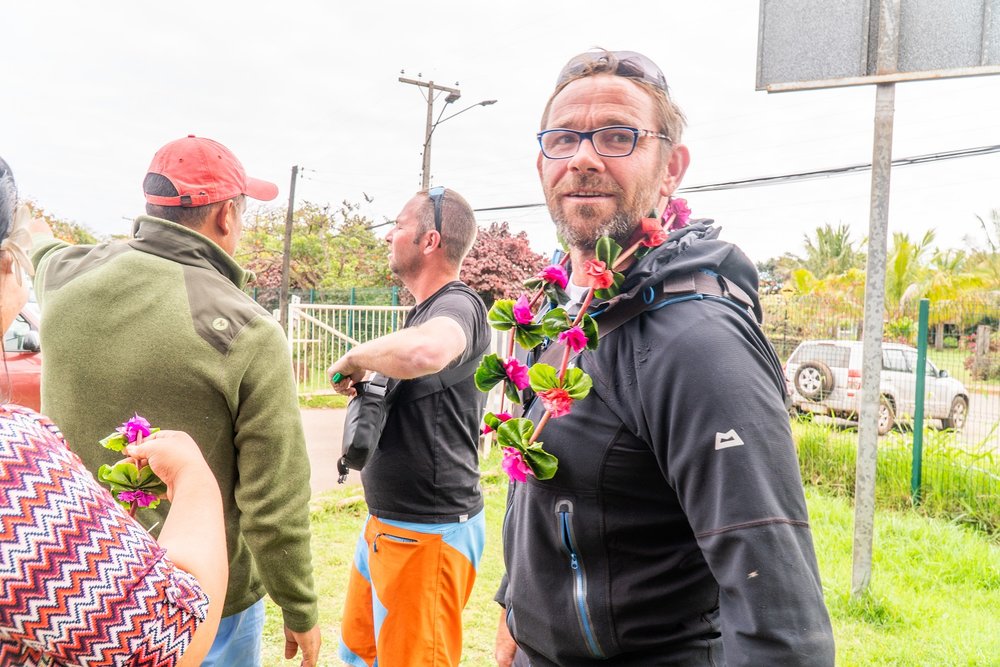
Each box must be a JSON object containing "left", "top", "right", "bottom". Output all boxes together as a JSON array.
[{"left": 421, "top": 98, "right": 497, "bottom": 189}]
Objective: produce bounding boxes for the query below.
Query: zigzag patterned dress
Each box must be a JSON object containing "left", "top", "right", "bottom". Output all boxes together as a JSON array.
[{"left": 0, "top": 405, "right": 210, "bottom": 666}]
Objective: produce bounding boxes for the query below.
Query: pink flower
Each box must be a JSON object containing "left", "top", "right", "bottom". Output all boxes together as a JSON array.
[
  {"left": 117, "top": 489, "right": 158, "bottom": 507},
  {"left": 116, "top": 414, "right": 151, "bottom": 443},
  {"left": 501, "top": 447, "right": 534, "bottom": 483},
  {"left": 538, "top": 387, "right": 574, "bottom": 418},
  {"left": 666, "top": 197, "right": 691, "bottom": 231},
  {"left": 639, "top": 216, "right": 668, "bottom": 248},
  {"left": 539, "top": 264, "right": 568, "bottom": 290},
  {"left": 503, "top": 358, "right": 530, "bottom": 390},
  {"left": 582, "top": 260, "right": 614, "bottom": 290},
  {"left": 558, "top": 326, "right": 588, "bottom": 353},
  {"left": 513, "top": 295, "right": 534, "bottom": 324},
  {"left": 482, "top": 412, "right": 513, "bottom": 435}
]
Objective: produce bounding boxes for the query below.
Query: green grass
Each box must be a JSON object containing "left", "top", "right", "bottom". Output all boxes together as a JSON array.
[
  {"left": 794, "top": 418, "right": 1000, "bottom": 537},
  {"left": 297, "top": 393, "right": 348, "bottom": 409},
  {"left": 260, "top": 445, "right": 1000, "bottom": 666}
]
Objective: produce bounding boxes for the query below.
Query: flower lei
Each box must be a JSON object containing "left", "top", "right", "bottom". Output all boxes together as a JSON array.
[
  {"left": 476, "top": 198, "right": 691, "bottom": 482},
  {"left": 97, "top": 414, "right": 166, "bottom": 516}
]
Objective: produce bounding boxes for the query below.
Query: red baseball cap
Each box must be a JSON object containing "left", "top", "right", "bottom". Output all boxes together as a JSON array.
[{"left": 144, "top": 135, "right": 279, "bottom": 207}]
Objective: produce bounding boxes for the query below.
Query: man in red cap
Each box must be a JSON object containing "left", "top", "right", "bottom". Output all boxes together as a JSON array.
[{"left": 29, "top": 135, "right": 322, "bottom": 667}]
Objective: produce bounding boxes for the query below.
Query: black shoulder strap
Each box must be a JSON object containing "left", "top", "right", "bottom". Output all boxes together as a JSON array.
[
  {"left": 533, "top": 269, "right": 755, "bottom": 369},
  {"left": 392, "top": 353, "right": 482, "bottom": 404}
]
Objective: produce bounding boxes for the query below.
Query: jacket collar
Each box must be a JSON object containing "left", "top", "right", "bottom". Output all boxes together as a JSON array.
[{"left": 129, "top": 215, "right": 253, "bottom": 289}]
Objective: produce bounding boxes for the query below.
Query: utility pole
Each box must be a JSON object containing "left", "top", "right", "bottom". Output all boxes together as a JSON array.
[
  {"left": 278, "top": 165, "right": 299, "bottom": 333},
  {"left": 399, "top": 76, "right": 461, "bottom": 189}
]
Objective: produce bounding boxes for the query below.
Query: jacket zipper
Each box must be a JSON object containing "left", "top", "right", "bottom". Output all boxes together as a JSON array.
[
  {"left": 556, "top": 499, "right": 605, "bottom": 659},
  {"left": 373, "top": 531, "right": 417, "bottom": 553}
]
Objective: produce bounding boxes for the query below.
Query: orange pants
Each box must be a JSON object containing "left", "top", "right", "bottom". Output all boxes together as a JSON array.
[{"left": 338, "top": 512, "right": 485, "bottom": 667}]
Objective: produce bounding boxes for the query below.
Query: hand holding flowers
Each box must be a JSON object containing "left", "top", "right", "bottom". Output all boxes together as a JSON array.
[{"left": 97, "top": 414, "right": 166, "bottom": 516}]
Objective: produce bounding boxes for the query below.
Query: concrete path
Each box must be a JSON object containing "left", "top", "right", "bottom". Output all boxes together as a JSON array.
[{"left": 300, "top": 408, "right": 363, "bottom": 493}]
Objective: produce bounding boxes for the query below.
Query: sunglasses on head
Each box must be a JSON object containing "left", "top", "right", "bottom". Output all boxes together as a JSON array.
[
  {"left": 556, "top": 50, "right": 668, "bottom": 93},
  {"left": 428, "top": 186, "right": 445, "bottom": 234}
]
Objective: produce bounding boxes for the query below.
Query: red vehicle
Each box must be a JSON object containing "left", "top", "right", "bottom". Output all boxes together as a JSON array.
[{"left": 2, "top": 306, "right": 41, "bottom": 412}]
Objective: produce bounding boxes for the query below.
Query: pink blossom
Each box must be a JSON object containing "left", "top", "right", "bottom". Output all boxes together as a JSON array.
[
  {"left": 513, "top": 295, "right": 534, "bottom": 324},
  {"left": 539, "top": 264, "right": 569, "bottom": 290},
  {"left": 558, "top": 326, "right": 588, "bottom": 353},
  {"left": 582, "top": 260, "right": 614, "bottom": 290},
  {"left": 482, "top": 412, "right": 513, "bottom": 435},
  {"left": 501, "top": 447, "right": 534, "bottom": 483},
  {"left": 665, "top": 197, "right": 691, "bottom": 231},
  {"left": 116, "top": 414, "right": 151, "bottom": 443},
  {"left": 503, "top": 358, "right": 530, "bottom": 390},
  {"left": 117, "top": 489, "right": 158, "bottom": 507},
  {"left": 538, "top": 387, "right": 574, "bottom": 418}
]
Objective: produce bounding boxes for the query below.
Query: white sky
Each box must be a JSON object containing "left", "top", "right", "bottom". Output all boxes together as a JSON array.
[{"left": 3, "top": 1, "right": 999, "bottom": 265}]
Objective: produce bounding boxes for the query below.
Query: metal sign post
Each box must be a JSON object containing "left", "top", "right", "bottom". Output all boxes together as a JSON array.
[{"left": 757, "top": 0, "right": 1000, "bottom": 596}]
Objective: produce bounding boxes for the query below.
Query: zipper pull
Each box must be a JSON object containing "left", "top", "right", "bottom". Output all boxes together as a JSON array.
[{"left": 570, "top": 553, "right": 579, "bottom": 570}]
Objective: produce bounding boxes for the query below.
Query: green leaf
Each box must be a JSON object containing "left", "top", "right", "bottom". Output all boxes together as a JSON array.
[
  {"left": 540, "top": 307, "right": 572, "bottom": 338},
  {"left": 523, "top": 277, "right": 544, "bottom": 292},
  {"left": 503, "top": 379, "right": 523, "bottom": 405},
  {"left": 100, "top": 432, "right": 128, "bottom": 452},
  {"left": 488, "top": 300, "right": 517, "bottom": 331},
  {"left": 543, "top": 283, "right": 570, "bottom": 306},
  {"left": 513, "top": 325, "right": 545, "bottom": 350},
  {"left": 475, "top": 354, "right": 508, "bottom": 392},
  {"left": 580, "top": 314, "right": 599, "bottom": 350},
  {"left": 594, "top": 271, "right": 625, "bottom": 300},
  {"left": 528, "top": 363, "right": 560, "bottom": 392},
  {"left": 523, "top": 442, "right": 559, "bottom": 480},
  {"left": 595, "top": 236, "right": 622, "bottom": 267},
  {"left": 98, "top": 460, "right": 140, "bottom": 487},
  {"left": 496, "top": 418, "right": 534, "bottom": 453},
  {"left": 561, "top": 367, "right": 593, "bottom": 400}
]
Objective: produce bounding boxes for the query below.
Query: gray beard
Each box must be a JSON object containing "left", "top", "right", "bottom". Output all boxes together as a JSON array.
[{"left": 552, "top": 204, "right": 635, "bottom": 250}]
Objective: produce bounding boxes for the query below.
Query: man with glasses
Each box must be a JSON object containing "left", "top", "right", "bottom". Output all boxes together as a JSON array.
[
  {"left": 494, "top": 50, "right": 835, "bottom": 666},
  {"left": 329, "top": 187, "right": 490, "bottom": 667},
  {"left": 29, "top": 135, "right": 322, "bottom": 667}
]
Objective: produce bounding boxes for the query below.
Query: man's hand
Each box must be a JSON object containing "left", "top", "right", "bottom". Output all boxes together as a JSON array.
[
  {"left": 284, "top": 625, "right": 321, "bottom": 667},
  {"left": 495, "top": 609, "right": 517, "bottom": 667},
  {"left": 327, "top": 354, "right": 366, "bottom": 396}
]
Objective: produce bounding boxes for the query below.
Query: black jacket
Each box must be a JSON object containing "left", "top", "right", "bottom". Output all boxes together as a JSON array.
[{"left": 499, "top": 223, "right": 835, "bottom": 666}]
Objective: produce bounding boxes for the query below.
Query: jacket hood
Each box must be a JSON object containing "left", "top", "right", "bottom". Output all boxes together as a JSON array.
[{"left": 614, "top": 219, "right": 764, "bottom": 321}]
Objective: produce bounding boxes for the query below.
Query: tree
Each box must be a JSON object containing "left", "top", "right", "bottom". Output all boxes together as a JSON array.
[
  {"left": 236, "top": 200, "right": 390, "bottom": 292},
  {"left": 460, "top": 222, "right": 546, "bottom": 308},
  {"left": 23, "top": 201, "right": 99, "bottom": 245},
  {"left": 797, "top": 223, "right": 865, "bottom": 279},
  {"left": 885, "top": 229, "right": 934, "bottom": 316}
]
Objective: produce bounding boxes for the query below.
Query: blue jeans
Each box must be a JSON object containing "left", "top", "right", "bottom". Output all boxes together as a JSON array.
[{"left": 201, "top": 598, "right": 265, "bottom": 667}]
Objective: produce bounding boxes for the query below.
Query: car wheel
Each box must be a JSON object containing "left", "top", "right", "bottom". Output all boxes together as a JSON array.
[
  {"left": 940, "top": 396, "right": 968, "bottom": 431},
  {"left": 794, "top": 361, "right": 835, "bottom": 401},
  {"left": 877, "top": 397, "right": 895, "bottom": 435}
]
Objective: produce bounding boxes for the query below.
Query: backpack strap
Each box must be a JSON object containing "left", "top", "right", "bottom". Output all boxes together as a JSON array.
[{"left": 393, "top": 353, "right": 482, "bottom": 404}]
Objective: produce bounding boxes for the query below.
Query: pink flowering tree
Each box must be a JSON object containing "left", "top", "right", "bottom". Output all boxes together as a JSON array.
[
  {"left": 477, "top": 198, "right": 691, "bottom": 482},
  {"left": 97, "top": 414, "right": 167, "bottom": 516}
]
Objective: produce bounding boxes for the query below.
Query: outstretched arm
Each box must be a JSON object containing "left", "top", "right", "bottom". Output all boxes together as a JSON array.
[{"left": 328, "top": 315, "right": 467, "bottom": 392}]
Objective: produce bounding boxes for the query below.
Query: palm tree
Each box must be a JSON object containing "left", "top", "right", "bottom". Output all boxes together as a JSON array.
[
  {"left": 799, "top": 223, "right": 865, "bottom": 279},
  {"left": 885, "top": 230, "right": 934, "bottom": 317}
]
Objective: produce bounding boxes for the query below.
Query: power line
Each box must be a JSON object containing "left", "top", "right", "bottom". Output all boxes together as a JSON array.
[{"left": 472, "top": 143, "right": 1000, "bottom": 214}]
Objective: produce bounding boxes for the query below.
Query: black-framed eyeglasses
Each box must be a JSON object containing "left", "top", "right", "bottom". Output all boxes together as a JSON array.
[
  {"left": 556, "top": 50, "right": 668, "bottom": 93},
  {"left": 428, "top": 186, "right": 446, "bottom": 234},
  {"left": 537, "top": 125, "right": 670, "bottom": 160}
]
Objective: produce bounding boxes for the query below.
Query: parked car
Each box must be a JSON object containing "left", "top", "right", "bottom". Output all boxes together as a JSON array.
[
  {"left": 2, "top": 307, "right": 41, "bottom": 411},
  {"left": 785, "top": 339, "right": 969, "bottom": 435}
]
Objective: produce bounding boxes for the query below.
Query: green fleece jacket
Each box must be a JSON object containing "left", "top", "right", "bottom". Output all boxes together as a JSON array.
[{"left": 31, "top": 216, "right": 318, "bottom": 631}]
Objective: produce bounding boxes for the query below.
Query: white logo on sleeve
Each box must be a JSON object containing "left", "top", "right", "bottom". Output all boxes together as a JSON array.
[{"left": 715, "top": 429, "right": 745, "bottom": 450}]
